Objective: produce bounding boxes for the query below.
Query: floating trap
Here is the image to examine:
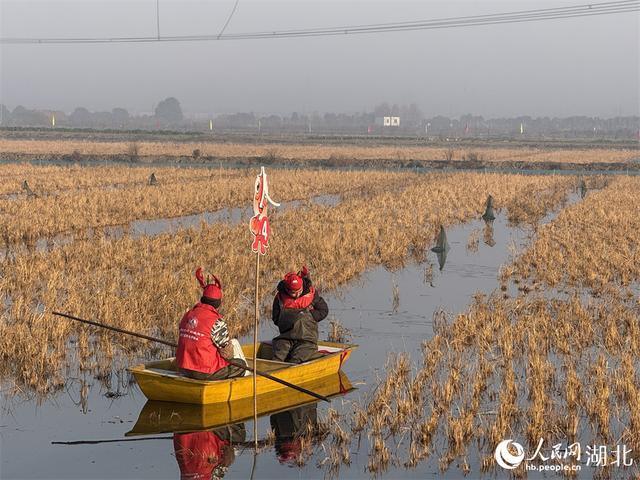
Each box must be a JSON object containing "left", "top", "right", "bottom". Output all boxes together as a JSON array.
[
  {"left": 481, "top": 195, "right": 495, "bottom": 222},
  {"left": 22, "top": 180, "right": 36, "bottom": 197},
  {"left": 431, "top": 225, "right": 449, "bottom": 254}
]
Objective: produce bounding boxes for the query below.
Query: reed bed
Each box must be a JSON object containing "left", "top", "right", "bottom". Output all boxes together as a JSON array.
[
  {"left": 0, "top": 172, "right": 572, "bottom": 397},
  {"left": 343, "top": 292, "right": 639, "bottom": 477},
  {"left": 331, "top": 175, "right": 640, "bottom": 477},
  {"left": 0, "top": 163, "right": 245, "bottom": 196},
  {"left": 0, "top": 169, "right": 417, "bottom": 246},
  {"left": 0, "top": 138, "right": 636, "bottom": 164},
  {"left": 505, "top": 176, "right": 640, "bottom": 290}
]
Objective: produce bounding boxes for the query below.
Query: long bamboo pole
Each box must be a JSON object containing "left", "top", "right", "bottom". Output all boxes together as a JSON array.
[{"left": 253, "top": 252, "right": 260, "bottom": 449}]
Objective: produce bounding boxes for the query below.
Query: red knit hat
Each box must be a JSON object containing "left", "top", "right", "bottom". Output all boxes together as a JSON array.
[
  {"left": 195, "top": 267, "right": 223, "bottom": 300},
  {"left": 283, "top": 266, "right": 309, "bottom": 294},
  {"left": 284, "top": 272, "right": 303, "bottom": 293}
]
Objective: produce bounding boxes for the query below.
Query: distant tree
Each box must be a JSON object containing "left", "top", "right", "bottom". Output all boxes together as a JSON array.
[
  {"left": 155, "top": 97, "right": 183, "bottom": 123},
  {"left": 112, "top": 107, "right": 129, "bottom": 127},
  {"left": 70, "top": 107, "right": 92, "bottom": 127},
  {"left": 12, "top": 105, "right": 28, "bottom": 117},
  {"left": 11, "top": 105, "right": 48, "bottom": 126}
]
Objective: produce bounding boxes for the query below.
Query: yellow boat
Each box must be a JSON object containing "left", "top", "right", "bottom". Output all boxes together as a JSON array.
[
  {"left": 126, "top": 371, "right": 353, "bottom": 436},
  {"left": 128, "top": 341, "right": 356, "bottom": 405}
]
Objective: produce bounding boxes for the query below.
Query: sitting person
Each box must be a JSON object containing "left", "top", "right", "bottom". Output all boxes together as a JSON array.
[
  {"left": 271, "top": 266, "right": 328, "bottom": 363},
  {"left": 176, "top": 267, "right": 248, "bottom": 380}
]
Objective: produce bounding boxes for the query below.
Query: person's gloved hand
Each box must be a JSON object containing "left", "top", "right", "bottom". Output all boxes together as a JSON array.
[{"left": 219, "top": 342, "right": 234, "bottom": 360}]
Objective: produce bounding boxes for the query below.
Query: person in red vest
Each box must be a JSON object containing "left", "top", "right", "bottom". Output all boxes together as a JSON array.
[
  {"left": 176, "top": 267, "right": 247, "bottom": 380},
  {"left": 271, "top": 266, "right": 328, "bottom": 363}
]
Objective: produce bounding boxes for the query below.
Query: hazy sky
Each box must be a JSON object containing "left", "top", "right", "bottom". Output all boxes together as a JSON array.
[{"left": 1, "top": 0, "right": 638, "bottom": 117}]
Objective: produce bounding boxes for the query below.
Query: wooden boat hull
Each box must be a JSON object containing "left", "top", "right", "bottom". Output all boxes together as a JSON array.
[
  {"left": 128, "top": 341, "right": 355, "bottom": 405},
  {"left": 126, "top": 371, "right": 353, "bottom": 436}
]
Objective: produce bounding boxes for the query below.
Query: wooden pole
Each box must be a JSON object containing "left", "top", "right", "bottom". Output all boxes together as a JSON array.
[{"left": 253, "top": 252, "right": 260, "bottom": 449}]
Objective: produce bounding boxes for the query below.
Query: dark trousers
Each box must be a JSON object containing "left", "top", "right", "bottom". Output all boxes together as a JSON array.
[
  {"left": 179, "top": 358, "right": 247, "bottom": 380},
  {"left": 272, "top": 339, "right": 317, "bottom": 364}
]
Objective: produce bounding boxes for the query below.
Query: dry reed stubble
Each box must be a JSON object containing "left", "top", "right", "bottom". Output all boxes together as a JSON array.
[
  {"left": 1, "top": 172, "right": 572, "bottom": 400},
  {"left": 335, "top": 173, "right": 640, "bottom": 477},
  {"left": 508, "top": 176, "right": 640, "bottom": 290},
  {"left": 0, "top": 168, "right": 418, "bottom": 246},
  {"left": 1, "top": 139, "right": 637, "bottom": 164}
]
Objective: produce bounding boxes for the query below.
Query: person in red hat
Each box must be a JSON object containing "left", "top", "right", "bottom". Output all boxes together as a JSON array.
[
  {"left": 176, "top": 267, "right": 248, "bottom": 380},
  {"left": 271, "top": 266, "right": 328, "bottom": 363}
]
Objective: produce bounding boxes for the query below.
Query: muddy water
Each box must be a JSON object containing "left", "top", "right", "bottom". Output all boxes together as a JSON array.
[{"left": 1, "top": 207, "right": 554, "bottom": 480}]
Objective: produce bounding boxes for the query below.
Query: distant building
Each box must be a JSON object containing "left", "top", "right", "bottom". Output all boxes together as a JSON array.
[{"left": 375, "top": 116, "right": 400, "bottom": 127}]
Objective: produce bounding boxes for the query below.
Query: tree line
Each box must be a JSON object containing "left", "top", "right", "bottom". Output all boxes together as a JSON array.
[{"left": 1, "top": 99, "right": 638, "bottom": 139}]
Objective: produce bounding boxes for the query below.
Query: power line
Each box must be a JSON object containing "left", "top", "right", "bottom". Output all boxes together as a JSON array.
[{"left": 0, "top": 0, "right": 638, "bottom": 44}]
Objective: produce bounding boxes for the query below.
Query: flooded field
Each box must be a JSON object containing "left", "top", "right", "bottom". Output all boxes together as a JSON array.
[
  {"left": 1, "top": 161, "right": 638, "bottom": 479},
  {"left": 1, "top": 210, "right": 536, "bottom": 478}
]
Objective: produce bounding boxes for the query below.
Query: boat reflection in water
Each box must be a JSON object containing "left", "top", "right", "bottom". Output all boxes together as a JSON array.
[{"left": 127, "top": 372, "right": 353, "bottom": 477}]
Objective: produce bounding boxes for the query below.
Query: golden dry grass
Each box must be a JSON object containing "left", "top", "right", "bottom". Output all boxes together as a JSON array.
[
  {"left": 505, "top": 176, "right": 640, "bottom": 289},
  {"left": 0, "top": 168, "right": 417, "bottom": 245},
  {"left": 0, "top": 171, "right": 572, "bottom": 396},
  {"left": 338, "top": 175, "right": 640, "bottom": 476},
  {"left": 0, "top": 138, "right": 637, "bottom": 164},
  {"left": 0, "top": 163, "right": 244, "bottom": 196},
  {"left": 349, "top": 293, "right": 639, "bottom": 476}
]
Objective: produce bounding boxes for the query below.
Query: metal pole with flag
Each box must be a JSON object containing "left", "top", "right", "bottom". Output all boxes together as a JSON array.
[{"left": 249, "top": 166, "right": 279, "bottom": 448}]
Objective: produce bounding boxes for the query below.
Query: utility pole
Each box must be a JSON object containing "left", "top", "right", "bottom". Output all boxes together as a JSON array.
[{"left": 156, "top": 0, "right": 160, "bottom": 40}]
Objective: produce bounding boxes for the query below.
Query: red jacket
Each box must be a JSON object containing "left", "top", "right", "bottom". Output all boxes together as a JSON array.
[
  {"left": 176, "top": 303, "right": 229, "bottom": 374},
  {"left": 173, "top": 431, "right": 227, "bottom": 479},
  {"left": 278, "top": 285, "right": 315, "bottom": 309}
]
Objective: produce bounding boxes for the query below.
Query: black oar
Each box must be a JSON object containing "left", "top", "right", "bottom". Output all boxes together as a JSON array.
[
  {"left": 52, "top": 437, "right": 272, "bottom": 448},
  {"left": 52, "top": 311, "right": 329, "bottom": 403}
]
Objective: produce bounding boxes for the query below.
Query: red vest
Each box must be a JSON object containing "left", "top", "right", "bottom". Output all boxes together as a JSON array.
[
  {"left": 173, "top": 431, "right": 227, "bottom": 479},
  {"left": 278, "top": 286, "right": 315, "bottom": 309},
  {"left": 176, "top": 303, "right": 229, "bottom": 374}
]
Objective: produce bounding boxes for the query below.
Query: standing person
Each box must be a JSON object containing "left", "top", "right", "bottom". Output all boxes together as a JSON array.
[
  {"left": 176, "top": 267, "right": 248, "bottom": 380},
  {"left": 271, "top": 266, "right": 328, "bottom": 363}
]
